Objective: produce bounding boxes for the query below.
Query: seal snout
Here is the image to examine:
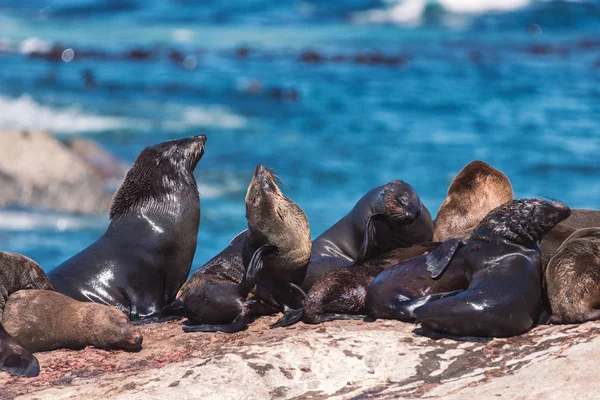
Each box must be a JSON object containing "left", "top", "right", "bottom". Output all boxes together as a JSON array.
[
  {"left": 126, "top": 333, "right": 144, "bottom": 352},
  {"left": 550, "top": 200, "right": 571, "bottom": 219},
  {"left": 252, "top": 164, "right": 279, "bottom": 194}
]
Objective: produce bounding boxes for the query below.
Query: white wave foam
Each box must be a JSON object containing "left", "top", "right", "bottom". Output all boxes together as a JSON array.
[
  {"left": 353, "top": 0, "right": 560, "bottom": 25},
  {"left": 0, "top": 210, "right": 102, "bottom": 232},
  {"left": 172, "top": 29, "right": 195, "bottom": 43},
  {"left": 163, "top": 105, "right": 247, "bottom": 130},
  {"left": 197, "top": 175, "right": 246, "bottom": 199},
  {"left": 19, "top": 37, "right": 53, "bottom": 55},
  {"left": 0, "top": 95, "right": 139, "bottom": 133}
]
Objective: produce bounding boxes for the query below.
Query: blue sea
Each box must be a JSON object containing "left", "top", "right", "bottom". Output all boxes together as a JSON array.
[{"left": 0, "top": 0, "right": 599, "bottom": 273}]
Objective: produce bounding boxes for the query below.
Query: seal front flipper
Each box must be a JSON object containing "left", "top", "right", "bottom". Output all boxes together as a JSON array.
[
  {"left": 375, "top": 290, "right": 464, "bottom": 322},
  {"left": 245, "top": 245, "right": 279, "bottom": 291},
  {"left": 0, "top": 325, "right": 39, "bottom": 378},
  {"left": 183, "top": 309, "right": 250, "bottom": 334},
  {"left": 270, "top": 283, "right": 307, "bottom": 328},
  {"left": 426, "top": 238, "right": 463, "bottom": 279},
  {"left": 355, "top": 214, "right": 392, "bottom": 264},
  {"left": 271, "top": 305, "right": 303, "bottom": 328}
]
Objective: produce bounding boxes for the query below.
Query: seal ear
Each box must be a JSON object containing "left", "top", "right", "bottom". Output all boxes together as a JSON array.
[
  {"left": 355, "top": 214, "right": 392, "bottom": 264},
  {"left": 245, "top": 245, "right": 279, "bottom": 291},
  {"left": 0, "top": 326, "right": 40, "bottom": 378},
  {"left": 426, "top": 238, "right": 463, "bottom": 279}
]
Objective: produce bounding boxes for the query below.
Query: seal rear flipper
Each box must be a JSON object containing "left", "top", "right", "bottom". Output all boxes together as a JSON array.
[
  {"left": 132, "top": 315, "right": 181, "bottom": 325},
  {"left": 426, "top": 238, "right": 463, "bottom": 279},
  {"left": 271, "top": 306, "right": 303, "bottom": 328},
  {"left": 245, "top": 245, "right": 279, "bottom": 292},
  {"left": 183, "top": 311, "right": 250, "bottom": 334},
  {"left": 382, "top": 290, "right": 464, "bottom": 322},
  {"left": 304, "top": 313, "right": 366, "bottom": 324},
  {"left": 0, "top": 326, "right": 40, "bottom": 378},
  {"left": 355, "top": 214, "right": 392, "bottom": 264}
]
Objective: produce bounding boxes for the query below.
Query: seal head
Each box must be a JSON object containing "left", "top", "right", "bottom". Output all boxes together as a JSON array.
[{"left": 433, "top": 161, "right": 513, "bottom": 241}]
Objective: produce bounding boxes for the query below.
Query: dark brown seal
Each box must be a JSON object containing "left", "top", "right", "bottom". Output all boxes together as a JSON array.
[
  {"left": 365, "top": 239, "right": 469, "bottom": 322},
  {"left": 0, "top": 252, "right": 55, "bottom": 378},
  {"left": 49, "top": 135, "right": 206, "bottom": 321},
  {"left": 303, "top": 242, "right": 441, "bottom": 324},
  {"left": 3, "top": 289, "right": 143, "bottom": 353},
  {"left": 177, "top": 165, "right": 311, "bottom": 333},
  {"left": 303, "top": 180, "right": 433, "bottom": 291},
  {"left": 414, "top": 198, "right": 571, "bottom": 338},
  {"left": 545, "top": 228, "right": 600, "bottom": 324},
  {"left": 433, "top": 161, "right": 513, "bottom": 241}
]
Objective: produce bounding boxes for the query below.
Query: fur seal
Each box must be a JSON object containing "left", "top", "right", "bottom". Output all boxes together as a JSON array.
[
  {"left": 49, "top": 135, "right": 206, "bottom": 321},
  {"left": 3, "top": 290, "right": 142, "bottom": 353},
  {"left": 176, "top": 165, "right": 311, "bottom": 333},
  {"left": 303, "top": 242, "right": 441, "bottom": 324},
  {"left": 545, "top": 228, "right": 600, "bottom": 324},
  {"left": 365, "top": 239, "right": 469, "bottom": 322},
  {"left": 303, "top": 180, "right": 433, "bottom": 291},
  {"left": 0, "top": 252, "right": 55, "bottom": 378},
  {"left": 364, "top": 222, "right": 572, "bottom": 323},
  {"left": 433, "top": 161, "right": 513, "bottom": 242},
  {"left": 561, "top": 209, "right": 600, "bottom": 230},
  {"left": 539, "top": 224, "right": 577, "bottom": 269},
  {"left": 414, "top": 199, "right": 571, "bottom": 338}
]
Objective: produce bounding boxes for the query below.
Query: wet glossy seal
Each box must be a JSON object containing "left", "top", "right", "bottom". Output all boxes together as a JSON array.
[
  {"left": 303, "top": 180, "right": 433, "bottom": 291},
  {"left": 414, "top": 199, "right": 571, "bottom": 338},
  {"left": 365, "top": 239, "right": 469, "bottom": 322},
  {"left": 545, "top": 228, "right": 600, "bottom": 324},
  {"left": 303, "top": 242, "right": 441, "bottom": 324},
  {"left": 49, "top": 135, "right": 206, "bottom": 321},
  {"left": 433, "top": 161, "right": 513, "bottom": 242}
]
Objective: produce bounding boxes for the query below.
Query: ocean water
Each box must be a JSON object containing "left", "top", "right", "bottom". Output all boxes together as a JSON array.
[{"left": 0, "top": 0, "right": 599, "bottom": 273}]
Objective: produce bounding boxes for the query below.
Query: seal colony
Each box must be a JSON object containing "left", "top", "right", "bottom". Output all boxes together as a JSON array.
[{"left": 2, "top": 134, "right": 600, "bottom": 379}]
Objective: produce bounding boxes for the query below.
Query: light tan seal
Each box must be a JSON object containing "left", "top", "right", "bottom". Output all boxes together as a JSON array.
[
  {"left": 433, "top": 160, "right": 513, "bottom": 241},
  {"left": 3, "top": 290, "right": 143, "bottom": 353},
  {"left": 545, "top": 228, "right": 600, "bottom": 324},
  {"left": 0, "top": 252, "right": 55, "bottom": 378}
]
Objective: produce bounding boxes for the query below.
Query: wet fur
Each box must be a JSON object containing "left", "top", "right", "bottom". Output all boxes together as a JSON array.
[
  {"left": 177, "top": 165, "right": 311, "bottom": 332},
  {"left": 304, "top": 180, "right": 433, "bottom": 291},
  {"left": 49, "top": 136, "right": 205, "bottom": 320},
  {"left": 365, "top": 241, "right": 469, "bottom": 322},
  {"left": 303, "top": 243, "right": 441, "bottom": 324},
  {"left": 433, "top": 161, "right": 513, "bottom": 241},
  {"left": 415, "top": 198, "right": 571, "bottom": 337}
]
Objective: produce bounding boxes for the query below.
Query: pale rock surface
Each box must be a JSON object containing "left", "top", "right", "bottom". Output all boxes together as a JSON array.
[{"left": 1, "top": 316, "right": 598, "bottom": 400}]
